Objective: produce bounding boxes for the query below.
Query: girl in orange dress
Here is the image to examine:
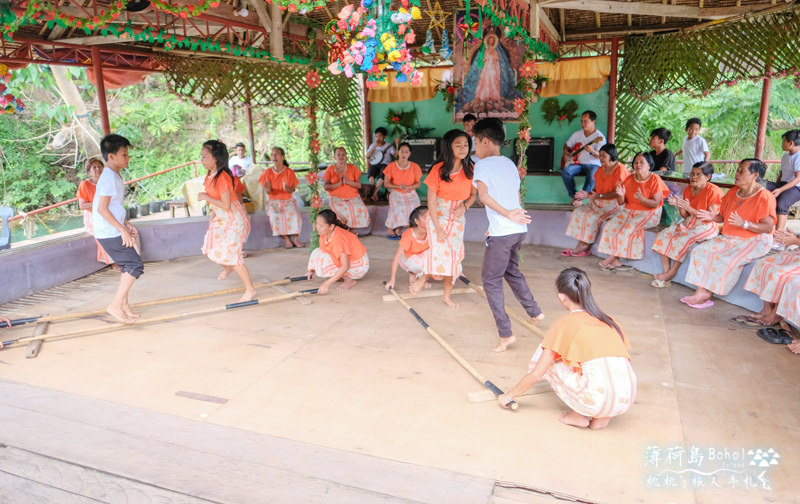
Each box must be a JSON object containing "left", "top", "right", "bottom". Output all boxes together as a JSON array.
[
  {"left": 383, "top": 142, "right": 423, "bottom": 238},
  {"left": 322, "top": 147, "right": 370, "bottom": 229},
  {"left": 415, "top": 129, "right": 477, "bottom": 309},
  {"left": 563, "top": 144, "right": 628, "bottom": 257},
  {"left": 742, "top": 229, "right": 800, "bottom": 326},
  {"left": 777, "top": 274, "right": 800, "bottom": 354},
  {"left": 499, "top": 267, "right": 636, "bottom": 430},
  {"left": 651, "top": 161, "right": 723, "bottom": 287},
  {"left": 307, "top": 209, "right": 370, "bottom": 294},
  {"left": 260, "top": 147, "right": 302, "bottom": 248},
  {"left": 386, "top": 206, "right": 430, "bottom": 291},
  {"left": 76, "top": 157, "right": 115, "bottom": 267},
  {"left": 597, "top": 152, "right": 669, "bottom": 269},
  {"left": 682, "top": 159, "right": 776, "bottom": 309},
  {"left": 197, "top": 140, "right": 257, "bottom": 302}
]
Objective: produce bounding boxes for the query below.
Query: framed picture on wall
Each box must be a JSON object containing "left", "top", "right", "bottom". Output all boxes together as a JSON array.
[{"left": 453, "top": 12, "right": 525, "bottom": 122}]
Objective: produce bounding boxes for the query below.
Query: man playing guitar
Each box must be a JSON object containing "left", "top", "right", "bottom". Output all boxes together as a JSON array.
[{"left": 561, "top": 110, "right": 606, "bottom": 199}]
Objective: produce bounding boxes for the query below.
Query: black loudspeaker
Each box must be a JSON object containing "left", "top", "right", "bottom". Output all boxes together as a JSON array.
[
  {"left": 525, "top": 137, "right": 554, "bottom": 173},
  {"left": 406, "top": 138, "right": 438, "bottom": 171}
]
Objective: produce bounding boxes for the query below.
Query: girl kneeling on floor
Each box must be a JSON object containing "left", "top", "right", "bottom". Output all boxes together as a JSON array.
[
  {"left": 499, "top": 267, "right": 637, "bottom": 430},
  {"left": 386, "top": 206, "right": 430, "bottom": 291},
  {"left": 307, "top": 209, "right": 370, "bottom": 295}
]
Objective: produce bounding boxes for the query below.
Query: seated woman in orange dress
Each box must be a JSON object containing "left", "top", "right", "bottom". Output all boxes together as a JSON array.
[
  {"left": 307, "top": 209, "right": 370, "bottom": 294},
  {"left": 742, "top": 229, "right": 800, "bottom": 326},
  {"left": 563, "top": 143, "right": 628, "bottom": 257},
  {"left": 260, "top": 147, "right": 302, "bottom": 248},
  {"left": 197, "top": 140, "right": 257, "bottom": 302},
  {"left": 499, "top": 267, "right": 636, "bottom": 430},
  {"left": 414, "top": 129, "right": 477, "bottom": 309},
  {"left": 386, "top": 206, "right": 430, "bottom": 291},
  {"left": 383, "top": 142, "right": 423, "bottom": 239},
  {"left": 650, "top": 161, "right": 723, "bottom": 287},
  {"left": 597, "top": 152, "right": 669, "bottom": 270},
  {"left": 777, "top": 272, "right": 800, "bottom": 354},
  {"left": 681, "top": 159, "right": 776, "bottom": 309},
  {"left": 76, "top": 157, "right": 115, "bottom": 267},
  {"left": 322, "top": 147, "right": 370, "bottom": 230}
]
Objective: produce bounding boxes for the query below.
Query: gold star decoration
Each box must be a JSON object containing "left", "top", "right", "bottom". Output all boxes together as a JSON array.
[{"left": 425, "top": 1, "right": 450, "bottom": 32}]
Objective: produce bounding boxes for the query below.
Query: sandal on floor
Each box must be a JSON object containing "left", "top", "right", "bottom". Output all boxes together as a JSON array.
[
  {"left": 756, "top": 327, "right": 793, "bottom": 345},
  {"left": 561, "top": 249, "right": 573, "bottom": 256},
  {"left": 572, "top": 250, "right": 592, "bottom": 257},
  {"left": 687, "top": 300, "right": 714, "bottom": 309},
  {"left": 650, "top": 279, "right": 671, "bottom": 288},
  {"left": 730, "top": 315, "right": 771, "bottom": 328}
]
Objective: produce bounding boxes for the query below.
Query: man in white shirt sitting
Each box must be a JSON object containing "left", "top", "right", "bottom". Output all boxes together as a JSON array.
[{"left": 560, "top": 110, "right": 606, "bottom": 199}]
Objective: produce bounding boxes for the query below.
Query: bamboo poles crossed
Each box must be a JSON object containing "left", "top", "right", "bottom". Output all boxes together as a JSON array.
[
  {"left": 458, "top": 275, "right": 545, "bottom": 338},
  {"left": 383, "top": 282, "right": 518, "bottom": 410}
]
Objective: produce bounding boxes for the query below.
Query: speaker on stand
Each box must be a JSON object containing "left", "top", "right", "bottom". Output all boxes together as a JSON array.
[
  {"left": 525, "top": 137, "right": 554, "bottom": 174},
  {"left": 406, "top": 138, "right": 438, "bottom": 171}
]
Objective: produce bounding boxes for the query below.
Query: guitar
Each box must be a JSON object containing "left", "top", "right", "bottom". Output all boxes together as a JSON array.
[{"left": 560, "top": 135, "right": 604, "bottom": 169}]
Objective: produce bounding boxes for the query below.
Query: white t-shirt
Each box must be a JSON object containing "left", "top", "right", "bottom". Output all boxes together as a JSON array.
[
  {"left": 682, "top": 135, "right": 709, "bottom": 172},
  {"left": 229, "top": 155, "right": 253, "bottom": 177},
  {"left": 472, "top": 156, "right": 527, "bottom": 237},
  {"left": 565, "top": 129, "right": 605, "bottom": 166},
  {"left": 780, "top": 150, "right": 800, "bottom": 186},
  {"left": 92, "top": 167, "right": 126, "bottom": 239}
]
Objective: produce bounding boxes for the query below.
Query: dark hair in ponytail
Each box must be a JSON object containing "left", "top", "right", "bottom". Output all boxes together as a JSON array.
[
  {"left": 408, "top": 205, "right": 427, "bottom": 228},
  {"left": 556, "top": 267, "right": 624, "bottom": 340},
  {"left": 203, "top": 140, "right": 234, "bottom": 188},
  {"left": 317, "top": 208, "right": 350, "bottom": 231}
]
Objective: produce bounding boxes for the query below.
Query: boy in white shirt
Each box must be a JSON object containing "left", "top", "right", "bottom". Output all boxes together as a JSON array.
[
  {"left": 93, "top": 134, "right": 143, "bottom": 324},
  {"left": 675, "top": 118, "right": 710, "bottom": 173},
  {"left": 769, "top": 129, "right": 800, "bottom": 231},
  {"left": 228, "top": 142, "right": 253, "bottom": 177},
  {"left": 472, "top": 118, "right": 544, "bottom": 353}
]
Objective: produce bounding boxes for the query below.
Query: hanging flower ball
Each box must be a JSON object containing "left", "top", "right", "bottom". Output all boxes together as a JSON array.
[
  {"left": 306, "top": 70, "right": 321, "bottom": 89},
  {"left": 310, "top": 139, "right": 321, "bottom": 154},
  {"left": 513, "top": 98, "right": 526, "bottom": 116},
  {"left": 519, "top": 60, "right": 537, "bottom": 78},
  {"left": 306, "top": 171, "right": 319, "bottom": 184},
  {"left": 311, "top": 194, "right": 323, "bottom": 210}
]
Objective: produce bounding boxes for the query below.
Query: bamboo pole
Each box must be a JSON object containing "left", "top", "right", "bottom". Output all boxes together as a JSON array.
[
  {"left": 1, "top": 289, "right": 318, "bottom": 350},
  {"left": 384, "top": 283, "right": 518, "bottom": 410},
  {"left": 0, "top": 276, "right": 309, "bottom": 329},
  {"left": 458, "top": 275, "right": 546, "bottom": 337}
]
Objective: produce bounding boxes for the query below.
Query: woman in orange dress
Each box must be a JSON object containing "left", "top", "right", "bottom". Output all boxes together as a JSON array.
[
  {"left": 260, "top": 147, "right": 302, "bottom": 248},
  {"left": 650, "top": 161, "right": 723, "bottom": 287},
  {"left": 414, "top": 129, "right": 477, "bottom": 309},
  {"left": 386, "top": 206, "right": 430, "bottom": 291},
  {"left": 197, "top": 140, "right": 257, "bottom": 302},
  {"left": 563, "top": 144, "right": 628, "bottom": 257},
  {"left": 777, "top": 272, "right": 800, "bottom": 354},
  {"left": 322, "top": 147, "right": 370, "bottom": 229},
  {"left": 682, "top": 159, "right": 776, "bottom": 309},
  {"left": 76, "top": 157, "right": 115, "bottom": 267},
  {"left": 597, "top": 152, "right": 669, "bottom": 270},
  {"left": 383, "top": 142, "right": 423, "bottom": 238},
  {"left": 499, "top": 267, "right": 636, "bottom": 430},
  {"left": 307, "top": 209, "right": 370, "bottom": 294},
  {"left": 742, "top": 230, "right": 800, "bottom": 326}
]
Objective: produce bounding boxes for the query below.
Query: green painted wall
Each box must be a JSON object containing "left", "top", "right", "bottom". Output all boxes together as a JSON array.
[{"left": 368, "top": 81, "right": 610, "bottom": 204}]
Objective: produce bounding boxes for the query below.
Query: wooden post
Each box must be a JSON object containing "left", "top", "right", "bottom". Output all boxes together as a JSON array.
[
  {"left": 270, "top": 1, "right": 283, "bottom": 59},
  {"left": 755, "top": 71, "right": 772, "bottom": 159},
  {"left": 362, "top": 75, "right": 371, "bottom": 146},
  {"left": 91, "top": 46, "right": 111, "bottom": 135},
  {"left": 607, "top": 37, "right": 619, "bottom": 144},
  {"left": 246, "top": 100, "right": 256, "bottom": 161}
]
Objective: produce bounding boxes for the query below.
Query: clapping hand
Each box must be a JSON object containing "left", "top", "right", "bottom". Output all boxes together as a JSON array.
[
  {"left": 615, "top": 185, "right": 625, "bottom": 198},
  {"left": 728, "top": 210, "right": 746, "bottom": 228},
  {"left": 696, "top": 209, "right": 716, "bottom": 222},
  {"left": 634, "top": 188, "right": 646, "bottom": 202}
]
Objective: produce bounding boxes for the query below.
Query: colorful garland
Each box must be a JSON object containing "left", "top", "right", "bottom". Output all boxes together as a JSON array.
[
  {"left": 306, "top": 82, "right": 322, "bottom": 250},
  {"left": 0, "top": 64, "right": 24, "bottom": 114},
  {"left": 265, "top": 0, "right": 330, "bottom": 14},
  {"left": 514, "top": 54, "right": 548, "bottom": 190},
  {"left": 473, "top": 0, "right": 556, "bottom": 61},
  {"left": 434, "top": 77, "right": 461, "bottom": 112},
  {"left": 1, "top": 0, "right": 130, "bottom": 36},
  {"left": 149, "top": 0, "right": 218, "bottom": 19}
]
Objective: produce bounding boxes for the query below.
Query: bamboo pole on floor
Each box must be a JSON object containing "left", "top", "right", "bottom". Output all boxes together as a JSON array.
[
  {"left": 1, "top": 288, "right": 318, "bottom": 351},
  {"left": 458, "top": 276, "right": 546, "bottom": 338},
  {"left": 384, "top": 282, "right": 518, "bottom": 410},
  {"left": 0, "top": 276, "right": 309, "bottom": 329}
]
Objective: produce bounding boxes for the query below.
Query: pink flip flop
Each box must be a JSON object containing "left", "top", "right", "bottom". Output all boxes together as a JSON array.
[
  {"left": 687, "top": 300, "right": 715, "bottom": 309},
  {"left": 572, "top": 250, "right": 592, "bottom": 257},
  {"left": 561, "top": 249, "right": 573, "bottom": 256}
]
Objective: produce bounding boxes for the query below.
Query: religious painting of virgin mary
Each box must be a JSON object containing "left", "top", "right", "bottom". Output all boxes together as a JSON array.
[{"left": 453, "top": 21, "right": 524, "bottom": 121}]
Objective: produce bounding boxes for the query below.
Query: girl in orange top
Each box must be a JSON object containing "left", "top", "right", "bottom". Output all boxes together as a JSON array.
[
  {"left": 383, "top": 142, "right": 423, "bottom": 238},
  {"left": 197, "top": 140, "right": 257, "bottom": 302},
  {"left": 682, "top": 159, "right": 776, "bottom": 309},
  {"left": 563, "top": 144, "right": 629, "bottom": 256},
  {"left": 499, "top": 267, "right": 636, "bottom": 430},
  {"left": 416, "top": 129, "right": 477, "bottom": 309},
  {"left": 386, "top": 206, "right": 430, "bottom": 291},
  {"left": 76, "top": 157, "right": 115, "bottom": 266},
  {"left": 651, "top": 161, "right": 723, "bottom": 287},
  {"left": 260, "top": 147, "right": 303, "bottom": 248},
  {"left": 307, "top": 209, "right": 370, "bottom": 294},
  {"left": 597, "top": 152, "right": 669, "bottom": 269},
  {"left": 322, "top": 147, "right": 370, "bottom": 229}
]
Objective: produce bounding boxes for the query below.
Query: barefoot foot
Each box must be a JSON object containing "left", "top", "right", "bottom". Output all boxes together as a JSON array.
[
  {"left": 106, "top": 306, "right": 135, "bottom": 324},
  {"left": 589, "top": 417, "right": 611, "bottom": 430},
  {"left": 788, "top": 340, "right": 800, "bottom": 355},
  {"left": 237, "top": 288, "right": 257, "bottom": 303},
  {"left": 218, "top": 266, "right": 233, "bottom": 280},
  {"left": 530, "top": 313, "right": 545, "bottom": 324},
  {"left": 338, "top": 277, "right": 357, "bottom": 291},
  {"left": 559, "top": 411, "right": 590, "bottom": 428},
  {"left": 122, "top": 305, "right": 141, "bottom": 319},
  {"left": 443, "top": 297, "right": 459, "bottom": 310},
  {"left": 492, "top": 335, "right": 516, "bottom": 353}
]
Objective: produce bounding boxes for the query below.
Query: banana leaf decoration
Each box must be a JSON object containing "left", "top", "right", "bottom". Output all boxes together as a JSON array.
[
  {"left": 559, "top": 99, "right": 578, "bottom": 123},
  {"left": 541, "top": 98, "right": 579, "bottom": 124}
]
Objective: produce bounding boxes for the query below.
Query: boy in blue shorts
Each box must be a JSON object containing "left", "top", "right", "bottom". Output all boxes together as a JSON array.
[
  {"left": 472, "top": 118, "right": 544, "bottom": 352},
  {"left": 93, "top": 134, "right": 144, "bottom": 324}
]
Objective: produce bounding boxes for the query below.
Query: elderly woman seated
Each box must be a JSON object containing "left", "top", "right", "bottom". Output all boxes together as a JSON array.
[
  {"left": 322, "top": 147, "right": 371, "bottom": 230},
  {"left": 680, "top": 159, "right": 777, "bottom": 309}
]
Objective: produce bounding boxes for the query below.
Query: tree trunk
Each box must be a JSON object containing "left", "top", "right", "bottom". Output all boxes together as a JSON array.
[{"left": 50, "top": 66, "right": 102, "bottom": 159}]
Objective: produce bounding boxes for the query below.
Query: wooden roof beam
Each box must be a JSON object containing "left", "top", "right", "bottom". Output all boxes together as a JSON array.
[{"left": 538, "top": 0, "right": 780, "bottom": 20}]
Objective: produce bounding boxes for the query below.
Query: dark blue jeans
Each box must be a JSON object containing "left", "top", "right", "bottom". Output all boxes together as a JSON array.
[
  {"left": 561, "top": 163, "right": 600, "bottom": 198},
  {"left": 481, "top": 232, "right": 541, "bottom": 338}
]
